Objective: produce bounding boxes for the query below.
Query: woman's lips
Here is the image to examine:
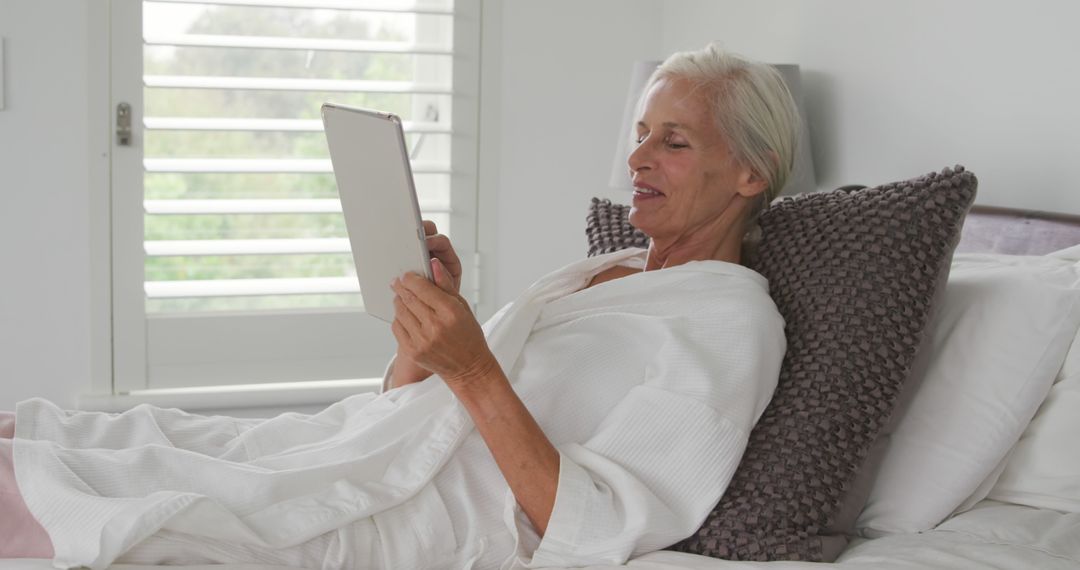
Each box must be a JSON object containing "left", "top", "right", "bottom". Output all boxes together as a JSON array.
[{"left": 632, "top": 184, "right": 664, "bottom": 203}]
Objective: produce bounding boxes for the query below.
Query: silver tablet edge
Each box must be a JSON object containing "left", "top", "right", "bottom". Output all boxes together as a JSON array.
[
  {"left": 389, "top": 111, "right": 435, "bottom": 282},
  {"left": 320, "top": 102, "right": 434, "bottom": 286}
]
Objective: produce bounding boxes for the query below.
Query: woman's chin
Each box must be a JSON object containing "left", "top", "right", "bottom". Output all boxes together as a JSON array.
[{"left": 627, "top": 209, "right": 654, "bottom": 236}]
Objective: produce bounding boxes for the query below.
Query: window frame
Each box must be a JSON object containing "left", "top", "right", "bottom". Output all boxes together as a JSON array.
[{"left": 102, "top": 0, "right": 484, "bottom": 396}]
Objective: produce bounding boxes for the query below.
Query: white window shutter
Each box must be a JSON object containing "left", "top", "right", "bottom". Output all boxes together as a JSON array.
[{"left": 109, "top": 0, "right": 479, "bottom": 392}]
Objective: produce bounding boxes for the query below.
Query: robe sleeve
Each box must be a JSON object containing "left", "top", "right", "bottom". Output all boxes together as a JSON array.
[
  {"left": 381, "top": 357, "right": 396, "bottom": 394},
  {"left": 501, "top": 307, "right": 785, "bottom": 568}
]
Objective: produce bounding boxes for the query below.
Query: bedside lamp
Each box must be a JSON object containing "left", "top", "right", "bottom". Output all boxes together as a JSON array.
[{"left": 609, "top": 61, "right": 816, "bottom": 197}]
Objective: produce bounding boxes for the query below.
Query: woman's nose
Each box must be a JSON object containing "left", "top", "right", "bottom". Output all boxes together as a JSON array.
[{"left": 627, "top": 138, "right": 653, "bottom": 174}]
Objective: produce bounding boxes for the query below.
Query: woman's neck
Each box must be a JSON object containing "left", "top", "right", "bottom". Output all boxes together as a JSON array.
[
  {"left": 641, "top": 191, "right": 755, "bottom": 271},
  {"left": 644, "top": 238, "right": 741, "bottom": 270},
  {"left": 644, "top": 215, "right": 747, "bottom": 270}
]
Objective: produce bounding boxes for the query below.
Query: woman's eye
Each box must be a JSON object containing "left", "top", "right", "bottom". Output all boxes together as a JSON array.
[
  {"left": 663, "top": 134, "right": 688, "bottom": 149},
  {"left": 634, "top": 133, "right": 687, "bottom": 148}
]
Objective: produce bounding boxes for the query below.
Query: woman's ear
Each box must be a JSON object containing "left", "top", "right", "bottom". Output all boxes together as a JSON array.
[
  {"left": 735, "top": 150, "right": 777, "bottom": 199},
  {"left": 736, "top": 167, "right": 769, "bottom": 199}
]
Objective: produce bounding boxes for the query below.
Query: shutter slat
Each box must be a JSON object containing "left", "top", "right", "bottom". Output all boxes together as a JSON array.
[
  {"left": 143, "top": 158, "right": 449, "bottom": 173},
  {"left": 144, "top": 34, "right": 452, "bottom": 55},
  {"left": 144, "top": 75, "right": 452, "bottom": 94},
  {"left": 146, "top": 238, "right": 351, "bottom": 256},
  {"left": 146, "top": 199, "right": 342, "bottom": 214},
  {"left": 144, "top": 198, "right": 451, "bottom": 214},
  {"left": 139, "top": 0, "right": 459, "bottom": 310},
  {"left": 148, "top": 0, "right": 454, "bottom": 16},
  {"left": 143, "top": 117, "right": 449, "bottom": 133},
  {"left": 145, "top": 277, "right": 360, "bottom": 299}
]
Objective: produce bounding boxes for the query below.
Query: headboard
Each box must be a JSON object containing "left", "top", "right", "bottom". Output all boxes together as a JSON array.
[{"left": 957, "top": 205, "right": 1080, "bottom": 256}]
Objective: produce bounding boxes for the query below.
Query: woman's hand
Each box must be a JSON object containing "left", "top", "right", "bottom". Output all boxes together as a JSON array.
[
  {"left": 391, "top": 257, "right": 496, "bottom": 389},
  {"left": 386, "top": 220, "right": 465, "bottom": 390},
  {"left": 422, "top": 220, "right": 463, "bottom": 294}
]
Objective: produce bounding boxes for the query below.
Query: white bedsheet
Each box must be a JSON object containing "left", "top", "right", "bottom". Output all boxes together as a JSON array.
[
  {"left": 566, "top": 501, "right": 1080, "bottom": 570},
  {"left": 3, "top": 501, "right": 1075, "bottom": 569}
]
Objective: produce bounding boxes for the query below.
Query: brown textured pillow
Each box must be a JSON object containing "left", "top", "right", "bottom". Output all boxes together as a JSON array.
[{"left": 586, "top": 166, "right": 977, "bottom": 561}]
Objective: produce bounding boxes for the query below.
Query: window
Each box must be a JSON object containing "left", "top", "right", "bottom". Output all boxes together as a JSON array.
[{"left": 108, "top": 0, "right": 481, "bottom": 394}]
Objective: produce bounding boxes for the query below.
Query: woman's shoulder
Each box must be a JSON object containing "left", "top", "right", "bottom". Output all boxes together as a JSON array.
[
  {"left": 645, "top": 263, "right": 786, "bottom": 341},
  {"left": 532, "top": 251, "right": 782, "bottom": 332},
  {"left": 650, "top": 260, "right": 776, "bottom": 305},
  {"left": 663, "top": 258, "right": 771, "bottom": 292},
  {"left": 590, "top": 261, "right": 780, "bottom": 323}
]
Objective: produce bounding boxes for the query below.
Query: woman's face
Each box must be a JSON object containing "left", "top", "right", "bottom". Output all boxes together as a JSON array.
[{"left": 627, "top": 76, "right": 762, "bottom": 245}]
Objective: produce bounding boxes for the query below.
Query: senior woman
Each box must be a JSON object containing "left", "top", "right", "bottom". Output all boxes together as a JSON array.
[{"left": 1, "top": 44, "right": 795, "bottom": 569}]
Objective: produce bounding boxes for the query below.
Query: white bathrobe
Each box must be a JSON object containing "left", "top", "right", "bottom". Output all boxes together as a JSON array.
[{"left": 13, "top": 248, "right": 785, "bottom": 570}]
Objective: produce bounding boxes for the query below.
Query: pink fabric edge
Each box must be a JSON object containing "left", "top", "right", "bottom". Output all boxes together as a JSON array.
[
  {"left": 0, "top": 415, "right": 55, "bottom": 559},
  {"left": 0, "top": 411, "right": 14, "bottom": 439}
]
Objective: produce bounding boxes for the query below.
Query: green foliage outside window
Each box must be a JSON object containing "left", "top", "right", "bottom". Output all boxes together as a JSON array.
[{"left": 143, "top": 6, "right": 449, "bottom": 313}]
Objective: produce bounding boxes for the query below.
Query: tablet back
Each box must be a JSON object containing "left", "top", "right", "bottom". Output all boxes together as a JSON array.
[{"left": 322, "top": 104, "right": 431, "bottom": 322}]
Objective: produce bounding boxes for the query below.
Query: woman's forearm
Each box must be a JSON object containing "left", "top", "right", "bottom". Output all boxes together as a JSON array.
[
  {"left": 388, "top": 352, "right": 432, "bottom": 389},
  {"left": 388, "top": 263, "right": 558, "bottom": 530},
  {"left": 449, "top": 364, "right": 560, "bottom": 536}
]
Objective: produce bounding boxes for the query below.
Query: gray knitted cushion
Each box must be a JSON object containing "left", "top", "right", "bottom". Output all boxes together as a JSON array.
[{"left": 586, "top": 166, "right": 977, "bottom": 562}]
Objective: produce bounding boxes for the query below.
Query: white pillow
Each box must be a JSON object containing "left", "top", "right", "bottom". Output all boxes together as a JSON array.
[
  {"left": 855, "top": 253, "right": 1080, "bottom": 537},
  {"left": 986, "top": 247, "right": 1080, "bottom": 513}
]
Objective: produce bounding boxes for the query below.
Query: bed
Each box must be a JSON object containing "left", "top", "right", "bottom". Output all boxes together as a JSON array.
[
  {"left": 4, "top": 197, "right": 1080, "bottom": 569},
  {"left": 568, "top": 207, "right": 1080, "bottom": 570}
]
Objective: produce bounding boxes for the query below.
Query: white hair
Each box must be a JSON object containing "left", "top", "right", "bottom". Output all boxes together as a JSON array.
[{"left": 642, "top": 44, "right": 800, "bottom": 215}]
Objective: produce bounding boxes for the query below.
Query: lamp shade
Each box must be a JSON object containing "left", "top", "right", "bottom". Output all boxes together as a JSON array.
[{"left": 609, "top": 61, "right": 816, "bottom": 197}]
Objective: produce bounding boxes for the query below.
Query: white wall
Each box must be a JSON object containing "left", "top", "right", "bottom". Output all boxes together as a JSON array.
[
  {"left": 488, "top": 0, "right": 1080, "bottom": 306},
  {"left": 0, "top": 2, "right": 96, "bottom": 411},
  {"left": 490, "top": 0, "right": 665, "bottom": 306},
  {"left": 660, "top": 0, "right": 1080, "bottom": 214}
]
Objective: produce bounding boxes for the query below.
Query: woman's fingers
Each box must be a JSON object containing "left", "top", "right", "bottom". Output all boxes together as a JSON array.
[
  {"left": 426, "top": 234, "right": 461, "bottom": 262},
  {"left": 420, "top": 220, "right": 462, "bottom": 292},
  {"left": 422, "top": 219, "right": 438, "bottom": 236},
  {"left": 431, "top": 259, "right": 456, "bottom": 293},
  {"left": 391, "top": 318, "right": 411, "bottom": 345},
  {"left": 393, "top": 293, "right": 422, "bottom": 333},
  {"left": 392, "top": 277, "right": 436, "bottom": 329},
  {"left": 426, "top": 236, "right": 462, "bottom": 289},
  {"left": 400, "top": 272, "right": 464, "bottom": 315}
]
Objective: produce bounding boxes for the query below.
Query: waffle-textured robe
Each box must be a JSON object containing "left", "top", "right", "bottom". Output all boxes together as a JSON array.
[{"left": 13, "top": 248, "right": 785, "bottom": 569}]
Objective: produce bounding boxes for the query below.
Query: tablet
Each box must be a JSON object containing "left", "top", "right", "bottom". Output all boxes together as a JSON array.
[{"left": 321, "top": 103, "right": 432, "bottom": 323}]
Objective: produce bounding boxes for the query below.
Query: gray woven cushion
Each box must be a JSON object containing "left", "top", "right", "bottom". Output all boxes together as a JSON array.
[{"left": 585, "top": 166, "right": 977, "bottom": 561}]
